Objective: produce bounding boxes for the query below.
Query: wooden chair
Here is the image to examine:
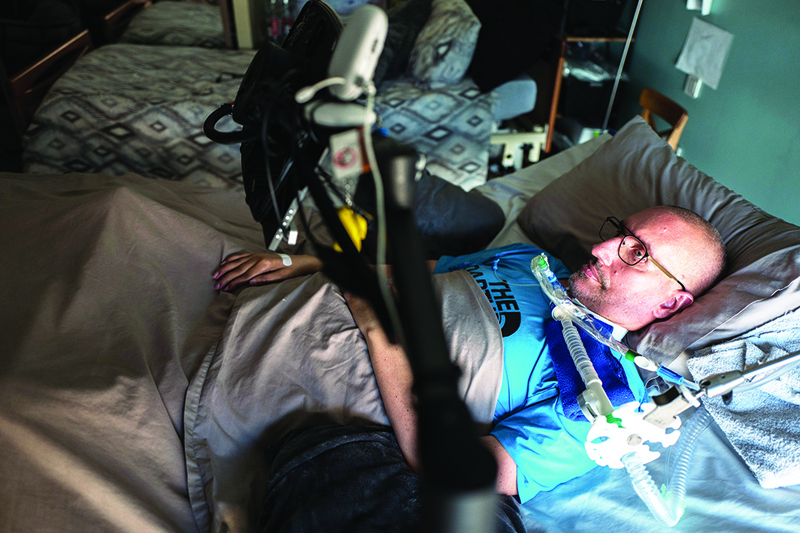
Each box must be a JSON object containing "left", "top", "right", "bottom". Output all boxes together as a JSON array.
[
  {"left": 639, "top": 87, "right": 688, "bottom": 151},
  {"left": 4, "top": 29, "right": 93, "bottom": 138}
]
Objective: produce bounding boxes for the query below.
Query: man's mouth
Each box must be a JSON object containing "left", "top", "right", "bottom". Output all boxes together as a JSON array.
[
  {"left": 582, "top": 261, "right": 605, "bottom": 288},
  {"left": 582, "top": 264, "right": 598, "bottom": 283}
]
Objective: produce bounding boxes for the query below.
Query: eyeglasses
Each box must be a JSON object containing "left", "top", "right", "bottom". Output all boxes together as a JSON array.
[{"left": 599, "top": 216, "right": 687, "bottom": 293}]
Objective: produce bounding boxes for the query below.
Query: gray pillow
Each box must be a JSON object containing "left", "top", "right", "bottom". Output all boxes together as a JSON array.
[
  {"left": 517, "top": 116, "right": 800, "bottom": 364},
  {"left": 407, "top": 0, "right": 480, "bottom": 88},
  {"left": 414, "top": 170, "right": 505, "bottom": 258}
]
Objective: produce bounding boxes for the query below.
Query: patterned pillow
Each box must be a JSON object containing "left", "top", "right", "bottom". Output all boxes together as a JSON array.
[
  {"left": 408, "top": 0, "right": 481, "bottom": 88},
  {"left": 373, "top": 0, "right": 433, "bottom": 88}
]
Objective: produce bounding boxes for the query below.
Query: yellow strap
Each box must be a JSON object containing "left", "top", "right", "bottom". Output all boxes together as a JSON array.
[{"left": 333, "top": 206, "right": 368, "bottom": 252}]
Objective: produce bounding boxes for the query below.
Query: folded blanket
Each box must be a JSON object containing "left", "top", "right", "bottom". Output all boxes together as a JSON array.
[
  {"left": 546, "top": 319, "right": 636, "bottom": 421},
  {"left": 687, "top": 308, "right": 800, "bottom": 489}
]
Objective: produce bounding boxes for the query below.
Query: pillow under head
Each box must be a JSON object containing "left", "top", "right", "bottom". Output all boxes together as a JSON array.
[{"left": 517, "top": 116, "right": 800, "bottom": 364}]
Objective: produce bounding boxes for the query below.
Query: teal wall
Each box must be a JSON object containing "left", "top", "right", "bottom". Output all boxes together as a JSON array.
[{"left": 614, "top": 0, "right": 800, "bottom": 226}]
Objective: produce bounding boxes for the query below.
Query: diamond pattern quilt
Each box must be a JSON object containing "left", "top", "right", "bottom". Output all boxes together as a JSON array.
[
  {"left": 374, "top": 76, "right": 496, "bottom": 190},
  {"left": 23, "top": 44, "right": 255, "bottom": 190},
  {"left": 118, "top": 1, "right": 226, "bottom": 49}
]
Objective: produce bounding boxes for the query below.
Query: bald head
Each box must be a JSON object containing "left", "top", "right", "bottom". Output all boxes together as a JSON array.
[{"left": 655, "top": 205, "right": 727, "bottom": 296}]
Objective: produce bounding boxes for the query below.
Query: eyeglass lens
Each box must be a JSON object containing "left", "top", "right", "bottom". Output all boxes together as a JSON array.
[
  {"left": 600, "top": 217, "right": 687, "bottom": 292},
  {"left": 600, "top": 218, "right": 647, "bottom": 266}
]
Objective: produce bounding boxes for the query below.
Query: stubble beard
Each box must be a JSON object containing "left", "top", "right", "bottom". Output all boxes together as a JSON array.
[{"left": 567, "top": 269, "right": 605, "bottom": 316}]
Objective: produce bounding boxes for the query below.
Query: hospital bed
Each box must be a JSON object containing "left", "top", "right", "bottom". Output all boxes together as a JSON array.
[{"left": 2, "top": 111, "right": 799, "bottom": 532}]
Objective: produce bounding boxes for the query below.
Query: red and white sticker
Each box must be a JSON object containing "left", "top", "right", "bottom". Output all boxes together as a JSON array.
[{"left": 330, "top": 129, "right": 365, "bottom": 180}]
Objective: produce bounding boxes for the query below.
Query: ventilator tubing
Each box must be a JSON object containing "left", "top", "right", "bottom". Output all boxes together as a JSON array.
[
  {"left": 558, "top": 316, "right": 614, "bottom": 419},
  {"left": 621, "top": 406, "right": 712, "bottom": 527},
  {"left": 530, "top": 254, "right": 656, "bottom": 371},
  {"left": 535, "top": 253, "right": 711, "bottom": 527}
]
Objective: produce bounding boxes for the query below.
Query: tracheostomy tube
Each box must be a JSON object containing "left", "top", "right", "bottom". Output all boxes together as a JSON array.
[{"left": 529, "top": 254, "right": 657, "bottom": 372}]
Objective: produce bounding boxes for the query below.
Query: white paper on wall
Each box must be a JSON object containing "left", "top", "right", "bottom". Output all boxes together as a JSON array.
[{"left": 675, "top": 17, "right": 733, "bottom": 90}]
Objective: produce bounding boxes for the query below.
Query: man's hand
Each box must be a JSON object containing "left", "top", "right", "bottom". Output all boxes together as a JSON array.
[{"left": 213, "top": 252, "right": 323, "bottom": 291}]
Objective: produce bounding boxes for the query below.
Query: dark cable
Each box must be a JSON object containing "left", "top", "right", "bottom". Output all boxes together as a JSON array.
[{"left": 259, "top": 69, "right": 302, "bottom": 232}]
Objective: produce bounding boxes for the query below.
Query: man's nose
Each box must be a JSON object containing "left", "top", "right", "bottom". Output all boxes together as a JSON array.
[{"left": 591, "top": 238, "right": 619, "bottom": 266}]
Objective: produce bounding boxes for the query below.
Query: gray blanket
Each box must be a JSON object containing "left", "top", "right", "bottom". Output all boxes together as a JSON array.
[
  {"left": 688, "top": 308, "right": 800, "bottom": 489},
  {"left": 0, "top": 171, "right": 263, "bottom": 532}
]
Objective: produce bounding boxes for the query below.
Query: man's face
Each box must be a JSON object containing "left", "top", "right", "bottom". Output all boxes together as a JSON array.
[{"left": 568, "top": 207, "right": 696, "bottom": 331}]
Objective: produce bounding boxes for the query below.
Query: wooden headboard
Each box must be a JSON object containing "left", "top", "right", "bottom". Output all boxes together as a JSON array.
[
  {"left": 102, "top": 0, "right": 153, "bottom": 45},
  {"left": 4, "top": 29, "right": 93, "bottom": 137}
]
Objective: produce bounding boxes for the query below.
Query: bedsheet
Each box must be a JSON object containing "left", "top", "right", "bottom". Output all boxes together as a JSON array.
[
  {"left": 184, "top": 269, "right": 504, "bottom": 532},
  {"left": 0, "top": 171, "right": 263, "bottom": 532},
  {"left": 520, "top": 418, "right": 800, "bottom": 533},
  {"left": 0, "top": 169, "right": 504, "bottom": 533}
]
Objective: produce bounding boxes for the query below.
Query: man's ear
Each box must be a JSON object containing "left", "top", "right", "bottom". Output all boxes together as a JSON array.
[{"left": 653, "top": 291, "right": 694, "bottom": 320}]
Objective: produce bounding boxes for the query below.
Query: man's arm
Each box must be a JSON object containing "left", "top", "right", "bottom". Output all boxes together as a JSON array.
[
  {"left": 343, "top": 291, "right": 420, "bottom": 471},
  {"left": 480, "top": 435, "right": 518, "bottom": 496},
  {"left": 213, "top": 253, "right": 438, "bottom": 293},
  {"left": 343, "top": 291, "right": 518, "bottom": 495}
]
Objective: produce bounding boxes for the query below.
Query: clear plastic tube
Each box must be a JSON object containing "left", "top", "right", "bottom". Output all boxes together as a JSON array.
[
  {"left": 530, "top": 254, "right": 657, "bottom": 371},
  {"left": 560, "top": 317, "right": 600, "bottom": 385},
  {"left": 622, "top": 406, "right": 712, "bottom": 527},
  {"left": 733, "top": 355, "right": 800, "bottom": 393},
  {"left": 532, "top": 253, "right": 614, "bottom": 418},
  {"left": 560, "top": 316, "right": 614, "bottom": 419},
  {"left": 532, "top": 253, "right": 713, "bottom": 526}
]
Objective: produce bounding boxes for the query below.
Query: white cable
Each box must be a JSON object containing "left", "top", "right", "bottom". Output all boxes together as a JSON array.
[
  {"left": 361, "top": 81, "right": 403, "bottom": 340},
  {"left": 295, "top": 77, "right": 346, "bottom": 103},
  {"left": 734, "top": 357, "right": 800, "bottom": 393}
]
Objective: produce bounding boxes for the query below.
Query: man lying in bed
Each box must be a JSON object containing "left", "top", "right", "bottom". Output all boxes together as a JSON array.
[{"left": 212, "top": 205, "right": 726, "bottom": 503}]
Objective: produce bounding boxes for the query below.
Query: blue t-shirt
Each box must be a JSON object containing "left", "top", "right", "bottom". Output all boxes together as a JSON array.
[{"left": 434, "top": 243, "right": 647, "bottom": 503}]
